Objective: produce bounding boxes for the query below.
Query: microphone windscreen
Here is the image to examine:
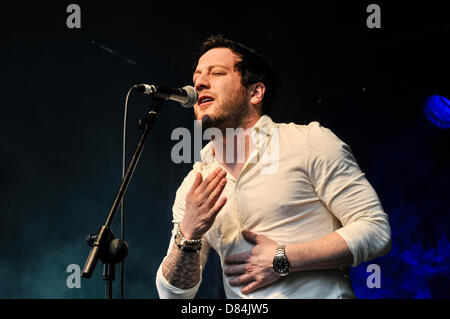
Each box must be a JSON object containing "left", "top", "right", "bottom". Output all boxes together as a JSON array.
[{"left": 182, "top": 86, "right": 198, "bottom": 108}]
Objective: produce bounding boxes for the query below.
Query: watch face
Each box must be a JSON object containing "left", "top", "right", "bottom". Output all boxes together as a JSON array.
[{"left": 273, "top": 257, "right": 290, "bottom": 274}]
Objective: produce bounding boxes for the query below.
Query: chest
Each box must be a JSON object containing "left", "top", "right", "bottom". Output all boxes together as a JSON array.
[
  {"left": 206, "top": 153, "right": 322, "bottom": 249},
  {"left": 221, "top": 162, "right": 245, "bottom": 181}
]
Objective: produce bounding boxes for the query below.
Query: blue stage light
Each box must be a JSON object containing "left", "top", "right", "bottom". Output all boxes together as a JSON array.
[{"left": 424, "top": 95, "right": 450, "bottom": 129}]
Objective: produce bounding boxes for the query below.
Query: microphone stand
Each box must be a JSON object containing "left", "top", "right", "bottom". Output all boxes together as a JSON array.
[{"left": 81, "top": 97, "right": 164, "bottom": 299}]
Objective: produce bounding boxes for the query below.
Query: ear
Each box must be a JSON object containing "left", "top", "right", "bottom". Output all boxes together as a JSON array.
[{"left": 249, "top": 82, "right": 265, "bottom": 107}]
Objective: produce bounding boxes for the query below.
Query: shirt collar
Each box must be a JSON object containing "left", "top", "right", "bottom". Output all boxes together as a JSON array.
[{"left": 199, "top": 115, "right": 276, "bottom": 164}]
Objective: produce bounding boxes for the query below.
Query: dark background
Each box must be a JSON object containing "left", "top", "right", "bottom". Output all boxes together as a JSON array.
[{"left": 0, "top": 1, "right": 448, "bottom": 298}]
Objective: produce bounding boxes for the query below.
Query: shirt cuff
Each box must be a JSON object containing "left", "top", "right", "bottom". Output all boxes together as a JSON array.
[{"left": 155, "top": 263, "right": 202, "bottom": 299}]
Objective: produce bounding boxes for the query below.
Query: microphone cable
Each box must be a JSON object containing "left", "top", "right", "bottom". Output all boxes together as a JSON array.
[{"left": 120, "top": 85, "right": 137, "bottom": 299}]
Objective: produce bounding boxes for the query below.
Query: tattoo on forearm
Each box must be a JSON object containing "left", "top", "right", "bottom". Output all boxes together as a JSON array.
[{"left": 162, "top": 242, "right": 201, "bottom": 289}]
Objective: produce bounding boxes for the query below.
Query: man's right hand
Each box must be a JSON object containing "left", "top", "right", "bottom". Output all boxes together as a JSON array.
[{"left": 180, "top": 168, "right": 228, "bottom": 240}]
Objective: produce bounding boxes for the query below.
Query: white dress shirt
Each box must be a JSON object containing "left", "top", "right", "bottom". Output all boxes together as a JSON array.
[{"left": 156, "top": 115, "right": 391, "bottom": 299}]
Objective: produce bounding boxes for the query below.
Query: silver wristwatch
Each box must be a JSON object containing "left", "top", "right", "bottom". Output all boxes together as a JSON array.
[
  {"left": 272, "top": 244, "right": 290, "bottom": 276},
  {"left": 174, "top": 224, "right": 202, "bottom": 253}
]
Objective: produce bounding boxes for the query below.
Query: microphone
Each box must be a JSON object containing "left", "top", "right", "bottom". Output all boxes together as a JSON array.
[{"left": 135, "top": 84, "right": 198, "bottom": 108}]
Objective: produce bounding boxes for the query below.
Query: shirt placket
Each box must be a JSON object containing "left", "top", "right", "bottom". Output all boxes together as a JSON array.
[{"left": 233, "top": 132, "right": 265, "bottom": 231}]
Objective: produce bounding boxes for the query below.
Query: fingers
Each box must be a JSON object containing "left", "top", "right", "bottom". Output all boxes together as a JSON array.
[
  {"left": 194, "top": 168, "right": 228, "bottom": 216},
  {"left": 187, "top": 172, "right": 203, "bottom": 197},
  {"left": 224, "top": 251, "right": 251, "bottom": 265},
  {"left": 224, "top": 263, "right": 255, "bottom": 288},
  {"left": 188, "top": 168, "right": 227, "bottom": 202},
  {"left": 229, "top": 271, "right": 277, "bottom": 295},
  {"left": 197, "top": 167, "right": 224, "bottom": 194},
  {"left": 241, "top": 281, "right": 260, "bottom": 294},
  {"left": 241, "top": 229, "right": 259, "bottom": 244},
  {"left": 182, "top": 168, "right": 227, "bottom": 239},
  {"left": 228, "top": 274, "right": 254, "bottom": 287},
  {"left": 201, "top": 169, "right": 227, "bottom": 201},
  {"left": 204, "top": 176, "right": 227, "bottom": 209},
  {"left": 224, "top": 264, "right": 251, "bottom": 276},
  {"left": 207, "top": 195, "right": 227, "bottom": 220}
]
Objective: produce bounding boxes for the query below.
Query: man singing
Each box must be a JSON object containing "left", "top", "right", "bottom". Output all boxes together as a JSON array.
[{"left": 155, "top": 35, "right": 391, "bottom": 298}]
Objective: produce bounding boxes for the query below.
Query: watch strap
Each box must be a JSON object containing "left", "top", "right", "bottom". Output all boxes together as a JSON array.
[{"left": 275, "top": 244, "right": 286, "bottom": 257}]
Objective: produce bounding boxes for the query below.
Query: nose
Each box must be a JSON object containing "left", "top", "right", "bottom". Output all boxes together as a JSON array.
[{"left": 194, "top": 72, "right": 210, "bottom": 93}]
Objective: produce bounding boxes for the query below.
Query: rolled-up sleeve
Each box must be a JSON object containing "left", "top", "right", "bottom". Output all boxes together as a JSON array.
[
  {"left": 155, "top": 224, "right": 210, "bottom": 298},
  {"left": 155, "top": 169, "right": 211, "bottom": 299},
  {"left": 307, "top": 122, "right": 391, "bottom": 267}
]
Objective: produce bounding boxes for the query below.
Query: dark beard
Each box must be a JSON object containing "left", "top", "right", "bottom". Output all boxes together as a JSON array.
[{"left": 201, "top": 89, "right": 249, "bottom": 134}]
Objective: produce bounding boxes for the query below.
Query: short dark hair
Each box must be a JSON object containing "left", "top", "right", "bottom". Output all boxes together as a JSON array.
[{"left": 194, "top": 34, "right": 277, "bottom": 115}]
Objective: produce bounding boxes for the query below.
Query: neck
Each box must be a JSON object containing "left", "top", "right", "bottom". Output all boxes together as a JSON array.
[{"left": 212, "top": 115, "right": 260, "bottom": 167}]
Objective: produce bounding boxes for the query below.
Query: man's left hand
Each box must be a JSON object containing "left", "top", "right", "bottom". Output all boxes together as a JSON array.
[{"left": 224, "top": 229, "right": 280, "bottom": 294}]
